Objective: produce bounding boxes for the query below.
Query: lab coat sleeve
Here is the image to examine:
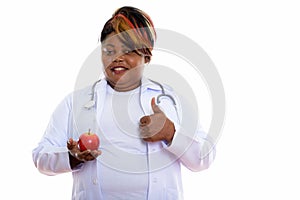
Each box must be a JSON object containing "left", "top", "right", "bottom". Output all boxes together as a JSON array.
[
  {"left": 166, "top": 123, "right": 216, "bottom": 172},
  {"left": 32, "top": 95, "right": 74, "bottom": 175},
  {"left": 161, "top": 89, "right": 216, "bottom": 172}
]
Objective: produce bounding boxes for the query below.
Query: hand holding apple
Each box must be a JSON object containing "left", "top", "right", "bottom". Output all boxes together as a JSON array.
[
  {"left": 78, "top": 129, "right": 100, "bottom": 151},
  {"left": 67, "top": 131, "right": 101, "bottom": 162}
]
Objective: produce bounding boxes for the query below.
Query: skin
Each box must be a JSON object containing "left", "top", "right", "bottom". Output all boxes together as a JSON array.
[
  {"left": 67, "top": 32, "right": 175, "bottom": 168},
  {"left": 67, "top": 138, "right": 102, "bottom": 169},
  {"left": 101, "top": 32, "right": 147, "bottom": 92},
  {"left": 139, "top": 97, "right": 175, "bottom": 144}
]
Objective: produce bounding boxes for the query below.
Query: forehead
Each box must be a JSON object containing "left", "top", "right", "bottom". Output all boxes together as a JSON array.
[
  {"left": 102, "top": 32, "right": 137, "bottom": 51},
  {"left": 102, "top": 33, "right": 123, "bottom": 47}
]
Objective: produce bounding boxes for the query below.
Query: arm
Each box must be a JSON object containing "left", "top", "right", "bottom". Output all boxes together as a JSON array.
[
  {"left": 160, "top": 90, "right": 216, "bottom": 172},
  {"left": 32, "top": 96, "right": 74, "bottom": 175},
  {"left": 166, "top": 123, "right": 216, "bottom": 172}
]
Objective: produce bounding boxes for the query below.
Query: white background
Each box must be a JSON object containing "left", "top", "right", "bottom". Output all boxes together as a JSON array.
[{"left": 1, "top": 0, "right": 299, "bottom": 199}]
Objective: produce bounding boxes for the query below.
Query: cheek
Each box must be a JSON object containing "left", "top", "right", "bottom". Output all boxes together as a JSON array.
[
  {"left": 127, "top": 57, "right": 144, "bottom": 68},
  {"left": 101, "top": 56, "right": 111, "bottom": 68}
]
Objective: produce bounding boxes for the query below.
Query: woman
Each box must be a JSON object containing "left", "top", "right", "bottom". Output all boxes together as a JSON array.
[{"left": 33, "top": 6, "right": 215, "bottom": 200}]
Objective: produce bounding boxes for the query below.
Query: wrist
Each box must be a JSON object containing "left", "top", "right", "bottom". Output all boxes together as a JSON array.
[
  {"left": 164, "top": 118, "right": 175, "bottom": 144},
  {"left": 68, "top": 152, "right": 84, "bottom": 169}
]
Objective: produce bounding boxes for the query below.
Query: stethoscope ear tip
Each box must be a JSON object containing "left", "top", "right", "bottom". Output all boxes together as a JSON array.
[{"left": 84, "top": 100, "right": 95, "bottom": 109}]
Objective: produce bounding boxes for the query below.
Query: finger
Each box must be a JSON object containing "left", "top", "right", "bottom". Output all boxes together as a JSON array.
[
  {"left": 74, "top": 152, "right": 85, "bottom": 161},
  {"left": 140, "top": 130, "right": 157, "bottom": 140},
  {"left": 85, "top": 154, "right": 94, "bottom": 161},
  {"left": 143, "top": 137, "right": 154, "bottom": 142},
  {"left": 91, "top": 150, "right": 102, "bottom": 158},
  {"left": 140, "top": 115, "right": 151, "bottom": 126},
  {"left": 67, "top": 142, "right": 72, "bottom": 150},
  {"left": 83, "top": 150, "right": 102, "bottom": 161},
  {"left": 81, "top": 150, "right": 91, "bottom": 156},
  {"left": 67, "top": 138, "right": 76, "bottom": 150},
  {"left": 68, "top": 138, "right": 73, "bottom": 144},
  {"left": 77, "top": 150, "right": 92, "bottom": 161},
  {"left": 139, "top": 126, "right": 150, "bottom": 137},
  {"left": 151, "top": 97, "right": 162, "bottom": 113}
]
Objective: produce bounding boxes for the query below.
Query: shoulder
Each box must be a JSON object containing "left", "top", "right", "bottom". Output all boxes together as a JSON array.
[
  {"left": 56, "top": 84, "right": 93, "bottom": 112},
  {"left": 72, "top": 85, "right": 93, "bottom": 98},
  {"left": 142, "top": 77, "right": 175, "bottom": 93}
]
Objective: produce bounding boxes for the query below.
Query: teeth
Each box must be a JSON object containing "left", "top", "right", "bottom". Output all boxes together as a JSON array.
[{"left": 113, "top": 67, "right": 126, "bottom": 71}]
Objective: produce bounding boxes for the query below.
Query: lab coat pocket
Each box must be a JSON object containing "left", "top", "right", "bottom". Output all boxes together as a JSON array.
[
  {"left": 72, "top": 161, "right": 99, "bottom": 200},
  {"left": 72, "top": 172, "right": 87, "bottom": 200}
]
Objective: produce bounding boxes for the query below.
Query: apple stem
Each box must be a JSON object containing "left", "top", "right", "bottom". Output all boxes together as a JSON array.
[{"left": 88, "top": 128, "right": 91, "bottom": 135}]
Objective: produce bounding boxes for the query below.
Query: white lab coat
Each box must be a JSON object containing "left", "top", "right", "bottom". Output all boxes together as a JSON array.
[{"left": 32, "top": 77, "right": 215, "bottom": 200}]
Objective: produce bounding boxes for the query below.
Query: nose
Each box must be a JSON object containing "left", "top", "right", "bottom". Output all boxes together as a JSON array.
[{"left": 113, "top": 53, "right": 125, "bottom": 63}]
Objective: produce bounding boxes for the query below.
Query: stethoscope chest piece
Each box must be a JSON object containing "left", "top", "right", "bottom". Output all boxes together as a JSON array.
[{"left": 84, "top": 100, "right": 96, "bottom": 109}]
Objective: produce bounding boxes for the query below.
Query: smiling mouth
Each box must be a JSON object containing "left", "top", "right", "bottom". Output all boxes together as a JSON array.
[{"left": 110, "top": 66, "right": 129, "bottom": 74}]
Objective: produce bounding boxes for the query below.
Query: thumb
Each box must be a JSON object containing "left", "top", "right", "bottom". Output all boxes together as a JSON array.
[{"left": 151, "top": 97, "right": 162, "bottom": 113}]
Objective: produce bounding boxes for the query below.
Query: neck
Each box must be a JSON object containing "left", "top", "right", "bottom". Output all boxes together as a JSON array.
[{"left": 107, "top": 80, "right": 141, "bottom": 92}]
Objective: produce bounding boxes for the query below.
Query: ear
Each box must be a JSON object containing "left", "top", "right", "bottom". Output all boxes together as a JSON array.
[{"left": 144, "top": 55, "right": 151, "bottom": 64}]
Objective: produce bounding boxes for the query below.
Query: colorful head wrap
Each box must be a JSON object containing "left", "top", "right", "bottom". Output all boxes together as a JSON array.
[{"left": 100, "top": 6, "right": 156, "bottom": 57}]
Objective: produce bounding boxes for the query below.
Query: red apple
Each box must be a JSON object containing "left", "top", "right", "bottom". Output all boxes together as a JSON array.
[{"left": 78, "top": 130, "right": 100, "bottom": 151}]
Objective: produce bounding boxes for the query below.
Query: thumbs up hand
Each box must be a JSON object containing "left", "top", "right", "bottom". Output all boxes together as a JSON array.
[{"left": 139, "top": 97, "right": 175, "bottom": 143}]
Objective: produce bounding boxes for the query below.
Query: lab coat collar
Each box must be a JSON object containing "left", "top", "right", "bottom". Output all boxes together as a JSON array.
[
  {"left": 140, "top": 76, "right": 162, "bottom": 93},
  {"left": 95, "top": 76, "right": 163, "bottom": 93},
  {"left": 94, "top": 77, "right": 162, "bottom": 116}
]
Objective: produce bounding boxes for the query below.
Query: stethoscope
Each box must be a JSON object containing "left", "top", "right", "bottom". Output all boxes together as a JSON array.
[{"left": 84, "top": 79, "right": 180, "bottom": 122}]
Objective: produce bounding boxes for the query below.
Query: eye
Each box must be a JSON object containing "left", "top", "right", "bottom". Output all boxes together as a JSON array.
[
  {"left": 123, "top": 49, "right": 132, "bottom": 54},
  {"left": 102, "top": 48, "right": 115, "bottom": 56}
]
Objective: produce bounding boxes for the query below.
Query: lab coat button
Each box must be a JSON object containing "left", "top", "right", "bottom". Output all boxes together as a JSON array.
[{"left": 92, "top": 178, "right": 98, "bottom": 185}]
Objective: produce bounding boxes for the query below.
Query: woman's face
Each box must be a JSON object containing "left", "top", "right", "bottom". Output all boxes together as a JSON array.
[{"left": 101, "top": 32, "right": 147, "bottom": 92}]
